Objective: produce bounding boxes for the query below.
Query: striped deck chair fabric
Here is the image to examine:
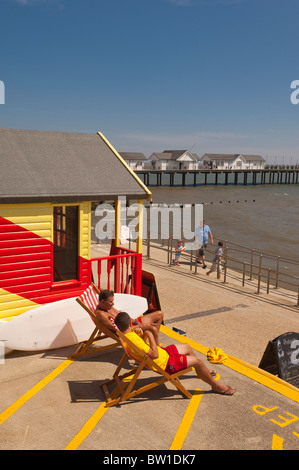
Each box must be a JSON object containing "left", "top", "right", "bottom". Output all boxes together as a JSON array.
[{"left": 78, "top": 284, "right": 98, "bottom": 323}]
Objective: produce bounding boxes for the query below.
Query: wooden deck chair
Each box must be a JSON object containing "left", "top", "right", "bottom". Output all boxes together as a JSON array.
[
  {"left": 101, "top": 326, "right": 193, "bottom": 407},
  {"left": 72, "top": 283, "right": 121, "bottom": 358}
]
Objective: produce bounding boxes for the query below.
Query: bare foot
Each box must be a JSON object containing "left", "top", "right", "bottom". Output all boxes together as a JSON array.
[{"left": 212, "top": 384, "right": 235, "bottom": 396}]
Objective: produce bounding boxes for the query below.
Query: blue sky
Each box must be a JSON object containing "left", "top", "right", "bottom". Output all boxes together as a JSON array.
[{"left": 1, "top": 0, "right": 299, "bottom": 164}]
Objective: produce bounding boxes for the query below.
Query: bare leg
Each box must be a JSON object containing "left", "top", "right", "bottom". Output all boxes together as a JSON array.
[
  {"left": 175, "top": 343, "right": 235, "bottom": 395},
  {"left": 141, "top": 310, "right": 163, "bottom": 331},
  {"left": 133, "top": 310, "right": 164, "bottom": 345}
]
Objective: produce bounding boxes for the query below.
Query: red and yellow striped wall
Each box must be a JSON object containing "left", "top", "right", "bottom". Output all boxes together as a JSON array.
[{"left": 0, "top": 202, "right": 91, "bottom": 321}]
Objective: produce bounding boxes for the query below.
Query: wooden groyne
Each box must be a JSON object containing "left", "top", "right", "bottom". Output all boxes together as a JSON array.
[{"left": 135, "top": 169, "right": 299, "bottom": 187}]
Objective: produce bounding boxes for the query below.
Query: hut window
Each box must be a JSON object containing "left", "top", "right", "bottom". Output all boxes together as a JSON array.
[{"left": 53, "top": 206, "right": 79, "bottom": 282}]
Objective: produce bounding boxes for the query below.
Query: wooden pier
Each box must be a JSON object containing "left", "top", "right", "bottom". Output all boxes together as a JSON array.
[{"left": 135, "top": 169, "right": 299, "bottom": 187}]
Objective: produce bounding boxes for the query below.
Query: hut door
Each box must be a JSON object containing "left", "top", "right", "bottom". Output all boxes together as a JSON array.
[{"left": 53, "top": 206, "right": 79, "bottom": 282}]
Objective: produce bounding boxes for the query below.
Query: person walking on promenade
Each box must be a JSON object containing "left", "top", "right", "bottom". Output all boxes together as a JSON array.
[
  {"left": 206, "top": 241, "right": 224, "bottom": 279},
  {"left": 173, "top": 239, "right": 185, "bottom": 266},
  {"left": 194, "top": 219, "right": 214, "bottom": 269}
]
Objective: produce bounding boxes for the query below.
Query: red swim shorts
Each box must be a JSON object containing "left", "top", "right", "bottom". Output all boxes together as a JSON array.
[{"left": 162, "top": 344, "right": 187, "bottom": 375}]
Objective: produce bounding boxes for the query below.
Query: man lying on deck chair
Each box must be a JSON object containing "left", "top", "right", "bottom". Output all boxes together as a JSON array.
[
  {"left": 114, "top": 311, "right": 235, "bottom": 396},
  {"left": 95, "top": 289, "right": 163, "bottom": 346}
]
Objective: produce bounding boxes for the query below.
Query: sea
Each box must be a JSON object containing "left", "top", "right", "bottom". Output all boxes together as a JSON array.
[{"left": 147, "top": 178, "right": 299, "bottom": 283}]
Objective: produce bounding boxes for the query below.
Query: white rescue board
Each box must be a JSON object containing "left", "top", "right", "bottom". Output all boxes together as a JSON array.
[
  {"left": 0, "top": 320, "right": 13, "bottom": 355},
  {"left": 0, "top": 293, "right": 148, "bottom": 352},
  {"left": 114, "top": 293, "right": 148, "bottom": 319}
]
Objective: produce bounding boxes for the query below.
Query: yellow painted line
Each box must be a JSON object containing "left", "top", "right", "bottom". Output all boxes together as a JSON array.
[
  {"left": 161, "top": 325, "right": 299, "bottom": 404},
  {"left": 169, "top": 388, "right": 203, "bottom": 450},
  {"left": 160, "top": 324, "right": 209, "bottom": 355},
  {"left": 65, "top": 402, "right": 108, "bottom": 450},
  {"left": 225, "top": 356, "right": 299, "bottom": 404},
  {"left": 0, "top": 358, "right": 74, "bottom": 426},
  {"left": 65, "top": 373, "right": 135, "bottom": 450},
  {"left": 272, "top": 434, "right": 284, "bottom": 450}
]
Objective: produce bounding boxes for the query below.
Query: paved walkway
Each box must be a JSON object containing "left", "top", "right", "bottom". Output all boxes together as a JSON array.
[{"left": 0, "top": 243, "right": 298, "bottom": 451}]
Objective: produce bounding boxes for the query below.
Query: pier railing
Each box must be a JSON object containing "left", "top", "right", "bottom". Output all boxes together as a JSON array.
[{"left": 135, "top": 169, "right": 299, "bottom": 187}]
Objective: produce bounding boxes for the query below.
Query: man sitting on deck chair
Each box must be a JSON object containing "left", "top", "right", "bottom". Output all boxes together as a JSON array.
[
  {"left": 95, "top": 289, "right": 163, "bottom": 346},
  {"left": 114, "top": 311, "right": 235, "bottom": 396}
]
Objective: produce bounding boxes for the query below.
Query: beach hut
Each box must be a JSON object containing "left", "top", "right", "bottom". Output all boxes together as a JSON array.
[
  {"left": 0, "top": 129, "right": 151, "bottom": 321},
  {"left": 147, "top": 150, "right": 200, "bottom": 170},
  {"left": 201, "top": 153, "right": 265, "bottom": 170},
  {"left": 119, "top": 152, "right": 147, "bottom": 170}
]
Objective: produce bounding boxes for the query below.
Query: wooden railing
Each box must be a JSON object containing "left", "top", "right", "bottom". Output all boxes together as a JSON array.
[{"left": 90, "top": 247, "right": 142, "bottom": 296}]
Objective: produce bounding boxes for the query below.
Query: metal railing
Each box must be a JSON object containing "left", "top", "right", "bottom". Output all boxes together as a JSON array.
[
  {"left": 142, "top": 231, "right": 299, "bottom": 307},
  {"left": 215, "top": 238, "right": 299, "bottom": 295}
]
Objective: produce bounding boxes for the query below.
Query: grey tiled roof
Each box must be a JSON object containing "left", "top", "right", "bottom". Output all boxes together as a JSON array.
[
  {"left": 119, "top": 152, "right": 147, "bottom": 161},
  {"left": 203, "top": 153, "right": 265, "bottom": 161},
  {"left": 0, "top": 129, "right": 150, "bottom": 203}
]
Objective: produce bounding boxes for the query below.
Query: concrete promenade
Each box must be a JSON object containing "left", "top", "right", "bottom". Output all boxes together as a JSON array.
[{"left": 0, "top": 242, "right": 299, "bottom": 451}]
